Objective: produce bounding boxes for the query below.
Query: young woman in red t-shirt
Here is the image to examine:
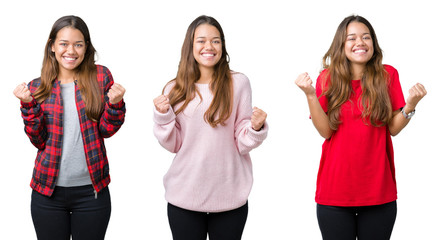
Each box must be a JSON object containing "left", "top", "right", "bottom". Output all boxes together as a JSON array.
[{"left": 295, "top": 15, "right": 426, "bottom": 240}]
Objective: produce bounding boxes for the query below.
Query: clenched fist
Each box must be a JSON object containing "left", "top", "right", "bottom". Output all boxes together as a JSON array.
[
  {"left": 108, "top": 83, "right": 126, "bottom": 105},
  {"left": 251, "top": 107, "right": 267, "bottom": 131},
  {"left": 153, "top": 95, "right": 170, "bottom": 114},
  {"left": 13, "top": 83, "right": 33, "bottom": 103},
  {"left": 295, "top": 72, "right": 315, "bottom": 97},
  {"left": 406, "top": 83, "right": 427, "bottom": 111}
]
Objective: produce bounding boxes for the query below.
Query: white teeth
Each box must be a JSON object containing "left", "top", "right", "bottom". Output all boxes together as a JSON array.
[
  {"left": 354, "top": 49, "right": 366, "bottom": 53},
  {"left": 64, "top": 57, "right": 76, "bottom": 60},
  {"left": 202, "top": 53, "right": 214, "bottom": 57}
]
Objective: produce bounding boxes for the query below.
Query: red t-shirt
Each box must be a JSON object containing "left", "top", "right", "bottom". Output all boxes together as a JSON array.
[{"left": 315, "top": 65, "right": 405, "bottom": 206}]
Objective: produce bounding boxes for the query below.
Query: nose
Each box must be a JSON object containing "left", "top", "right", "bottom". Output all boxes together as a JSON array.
[
  {"left": 67, "top": 44, "right": 76, "bottom": 54},
  {"left": 204, "top": 41, "right": 213, "bottom": 50},
  {"left": 356, "top": 37, "right": 365, "bottom": 46}
]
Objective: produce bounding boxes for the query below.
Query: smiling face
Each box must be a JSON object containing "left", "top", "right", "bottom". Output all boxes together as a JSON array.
[
  {"left": 51, "top": 27, "right": 86, "bottom": 74},
  {"left": 344, "top": 21, "right": 374, "bottom": 69},
  {"left": 193, "top": 24, "right": 222, "bottom": 73}
]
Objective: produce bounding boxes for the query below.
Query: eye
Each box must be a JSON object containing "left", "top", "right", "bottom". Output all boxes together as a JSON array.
[
  {"left": 212, "top": 40, "right": 221, "bottom": 44},
  {"left": 197, "top": 40, "right": 205, "bottom": 44},
  {"left": 60, "top": 43, "right": 68, "bottom": 46},
  {"left": 75, "top": 44, "right": 83, "bottom": 47},
  {"left": 363, "top": 36, "right": 371, "bottom": 40}
]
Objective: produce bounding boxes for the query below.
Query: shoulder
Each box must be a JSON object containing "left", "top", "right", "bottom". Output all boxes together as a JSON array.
[
  {"left": 163, "top": 80, "right": 176, "bottom": 95},
  {"left": 383, "top": 64, "right": 400, "bottom": 84},
  {"left": 96, "top": 64, "right": 112, "bottom": 76},
  {"left": 95, "top": 65, "right": 114, "bottom": 88},
  {"left": 318, "top": 68, "right": 329, "bottom": 80},
  {"left": 231, "top": 72, "right": 251, "bottom": 92},
  {"left": 383, "top": 64, "right": 398, "bottom": 77},
  {"left": 383, "top": 64, "right": 397, "bottom": 73},
  {"left": 317, "top": 68, "right": 330, "bottom": 90}
]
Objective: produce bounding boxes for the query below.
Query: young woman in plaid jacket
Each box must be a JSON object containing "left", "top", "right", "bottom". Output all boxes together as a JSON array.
[{"left": 13, "top": 15, "right": 126, "bottom": 240}]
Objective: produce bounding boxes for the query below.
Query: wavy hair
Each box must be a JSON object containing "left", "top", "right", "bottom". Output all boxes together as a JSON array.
[
  {"left": 321, "top": 15, "right": 392, "bottom": 130},
  {"left": 33, "top": 15, "right": 102, "bottom": 121},
  {"left": 165, "top": 15, "right": 233, "bottom": 128}
]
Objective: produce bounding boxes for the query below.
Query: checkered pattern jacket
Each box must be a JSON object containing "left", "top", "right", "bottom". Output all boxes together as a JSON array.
[{"left": 20, "top": 65, "right": 126, "bottom": 196}]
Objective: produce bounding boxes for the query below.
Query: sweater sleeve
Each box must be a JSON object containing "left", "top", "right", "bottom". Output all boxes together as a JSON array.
[
  {"left": 153, "top": 107, "right": 182, "bottom": 153},
  {"left": 233, "top": 74, "right": 268, "bottom": 155},
  {"left": 99, "top": 67, "right": 126, "bottom": 138},
  {"left": 21, "top": 96, "right": 47, "bottom": 150},
  {"left": 152, "top": 82, "right": 182, "bottom": 153}
]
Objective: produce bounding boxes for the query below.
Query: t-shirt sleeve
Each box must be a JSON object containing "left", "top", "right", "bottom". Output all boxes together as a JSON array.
[
  {"left": 315, "top": 70, "right": 329, "bottom": 113},
  {"left": 385, "top": 65, "right": 406, "bottom": 111}
]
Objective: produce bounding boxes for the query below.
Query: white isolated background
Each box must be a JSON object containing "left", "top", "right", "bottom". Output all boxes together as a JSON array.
[{"left": 1, "top": 0, "right": 438, "bottom": 239}]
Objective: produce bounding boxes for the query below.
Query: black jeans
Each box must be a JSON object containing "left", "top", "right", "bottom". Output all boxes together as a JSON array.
[
  {"left": 31, "top": 185, "right": 111, "bottom": 240},
  {"left": 317, "top": 201, "right": 397, "bottom": 240},
  {"left": 168, "top": 202, "right": 248, "bottom": 240}
]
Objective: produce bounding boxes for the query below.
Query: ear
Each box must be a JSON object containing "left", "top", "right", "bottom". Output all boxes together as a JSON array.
[{"left": 50, "top": 39, "right": 55, "bottom": 53}]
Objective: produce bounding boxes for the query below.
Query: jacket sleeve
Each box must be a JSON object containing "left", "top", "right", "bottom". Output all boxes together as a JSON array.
[
  {"left": 234, "top": 74, "right": 268, "bottom": 155},
  {"left": 20, "top": 97, "right": 47, "bottom": 150},
  {"left": 99, "top": 67, "right": 126, "bottom": 138}
]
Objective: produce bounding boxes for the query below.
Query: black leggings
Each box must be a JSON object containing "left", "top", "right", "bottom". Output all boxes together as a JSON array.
[
  {"left": 317, "top": 201, "right": 397, "bottom": 240},
  {"left": 31, "top": 185, "right": 111, "bottom": 240},
  {"left": 167, "top": 202, "right": 248, "bottom": 240}
]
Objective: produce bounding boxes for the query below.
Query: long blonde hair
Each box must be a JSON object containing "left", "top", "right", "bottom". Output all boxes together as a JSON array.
[
  {"left": 34, "top": 15, "right": 102, "bottom": 121},
  {"left": 165, "top": 15, "right": 233, "bottom": 128},
  {"left": 321, "top": 15, "right": 392, "bottom": 130}
]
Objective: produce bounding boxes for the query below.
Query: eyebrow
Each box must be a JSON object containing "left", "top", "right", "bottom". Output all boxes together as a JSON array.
[
  {"left": 196, "top": 36, "right": 221, "bottom": 39},
  {"left": 347, "top": 33, "right": 371, "bottom": 36},
  {"left": 59, "top": 40, "right": 85, "bottom": 43}
]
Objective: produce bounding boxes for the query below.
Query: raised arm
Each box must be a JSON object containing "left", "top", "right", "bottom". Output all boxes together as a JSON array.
[
  {"left": 153, "top": 94, "right": 182, "bottom": 153},
  {"left": 388, "top": 83, "right": 427, "bottom": 136},
  {"left": 295, "top": 73, "right": 333, "bottom": 139},
  {"left": 14, "top": 82, "right": 47, "bottom": 150},
  {"left": 99, "top": 68, "right": 126, "bottom": 138},
  {"left": 234, "top": 75, "right": 268, "bottom": 155}
]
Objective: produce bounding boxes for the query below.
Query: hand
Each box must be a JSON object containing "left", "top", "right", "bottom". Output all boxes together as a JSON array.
[
  {"left": 153, "top": 95, "right": 170, "bottom": 114},
  {"left": 251, "top": 107, "right": 267, "bottom": 131},
  {"left": 108, "top": 83, "right": 126, "bottom": 105},
  {"left": 295, "top": 72, "right": 315, "bottom": 96},
  {"left": 13, "top": 83, "right": 33, "bottom": 103},
  {"left": 405, "top": 83, "right": 427, "bottom": 111}
]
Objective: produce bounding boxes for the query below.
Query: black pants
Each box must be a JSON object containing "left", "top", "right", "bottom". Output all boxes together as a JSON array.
[
  {"left": 31, "top": 185, "right": 111, "bottom": 240},
  {"left": 168, "top": 202, "right": 248, "bottom": 240},
  {"left": 317, "top": 201, "right": 397, "bottom": 240}
]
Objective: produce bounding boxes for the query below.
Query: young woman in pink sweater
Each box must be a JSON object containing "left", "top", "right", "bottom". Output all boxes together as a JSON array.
[{"left": 153, "top": 15, "right": 268, "bottom": 240}]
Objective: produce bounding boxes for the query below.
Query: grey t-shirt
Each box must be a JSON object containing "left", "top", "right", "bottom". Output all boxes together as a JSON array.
[{"left": 56, "top": 82, "right": 92, "bottom": 187}]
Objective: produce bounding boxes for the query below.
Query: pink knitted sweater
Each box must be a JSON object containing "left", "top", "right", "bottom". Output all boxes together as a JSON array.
[{"left": 153, "top": 72, "right": 268, "bottom": 212}]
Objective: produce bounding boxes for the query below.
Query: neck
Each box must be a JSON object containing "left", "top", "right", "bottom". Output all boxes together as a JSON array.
[
  {"left": 350, "top": 63, "right": 365, "bottom": 80},
  {"left": 197, "top": 66, "right": 214, "bottom": 84},
  {"left": 58, "top": 68, "right": 76, "bottom": 84}
]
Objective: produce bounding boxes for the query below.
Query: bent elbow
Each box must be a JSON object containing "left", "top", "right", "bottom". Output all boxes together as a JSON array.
[{"left": 319, "top": 129, "right": 333, "bottom": 140}]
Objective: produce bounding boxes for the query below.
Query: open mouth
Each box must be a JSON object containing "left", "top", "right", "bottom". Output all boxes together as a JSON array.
[
  {"left": 201, "top": 53, "right": 216, "bottom": 57},
  {"left": 353, "top": 49, "right": 367, "bottom": 54},
  {"left": 63, "top": 56, "right": 78, "bottom": 61}
]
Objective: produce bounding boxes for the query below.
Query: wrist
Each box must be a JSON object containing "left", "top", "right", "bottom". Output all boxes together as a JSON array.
[
  {"left": 252, "top": 123, "right": 263, "bottom": 131},
  {"left": 401, "top": 105, "right": 416, "bottom": 119},
  {"left": 403, "top": 104, "right": 415, "bottom": 114}
]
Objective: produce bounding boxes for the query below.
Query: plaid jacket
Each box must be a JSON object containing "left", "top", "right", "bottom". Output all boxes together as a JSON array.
[{"left": 20, "top": 65, "right": 126, "bottom": 196}]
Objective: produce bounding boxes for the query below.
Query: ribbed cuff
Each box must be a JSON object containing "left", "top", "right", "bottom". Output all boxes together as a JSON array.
[{"left": 247, "top": 121, "right": 269, "bottom": 142}]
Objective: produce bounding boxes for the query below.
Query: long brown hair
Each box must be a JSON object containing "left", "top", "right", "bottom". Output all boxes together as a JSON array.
[
  {"left": 34, "top": 15, "right": 102, "bottom": 121},
  {"left": 321, "top": 15, "right": 392, "bottom": 130},
  {"left": 165, "top": 15, "right": 233, "bottom": 128}
]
